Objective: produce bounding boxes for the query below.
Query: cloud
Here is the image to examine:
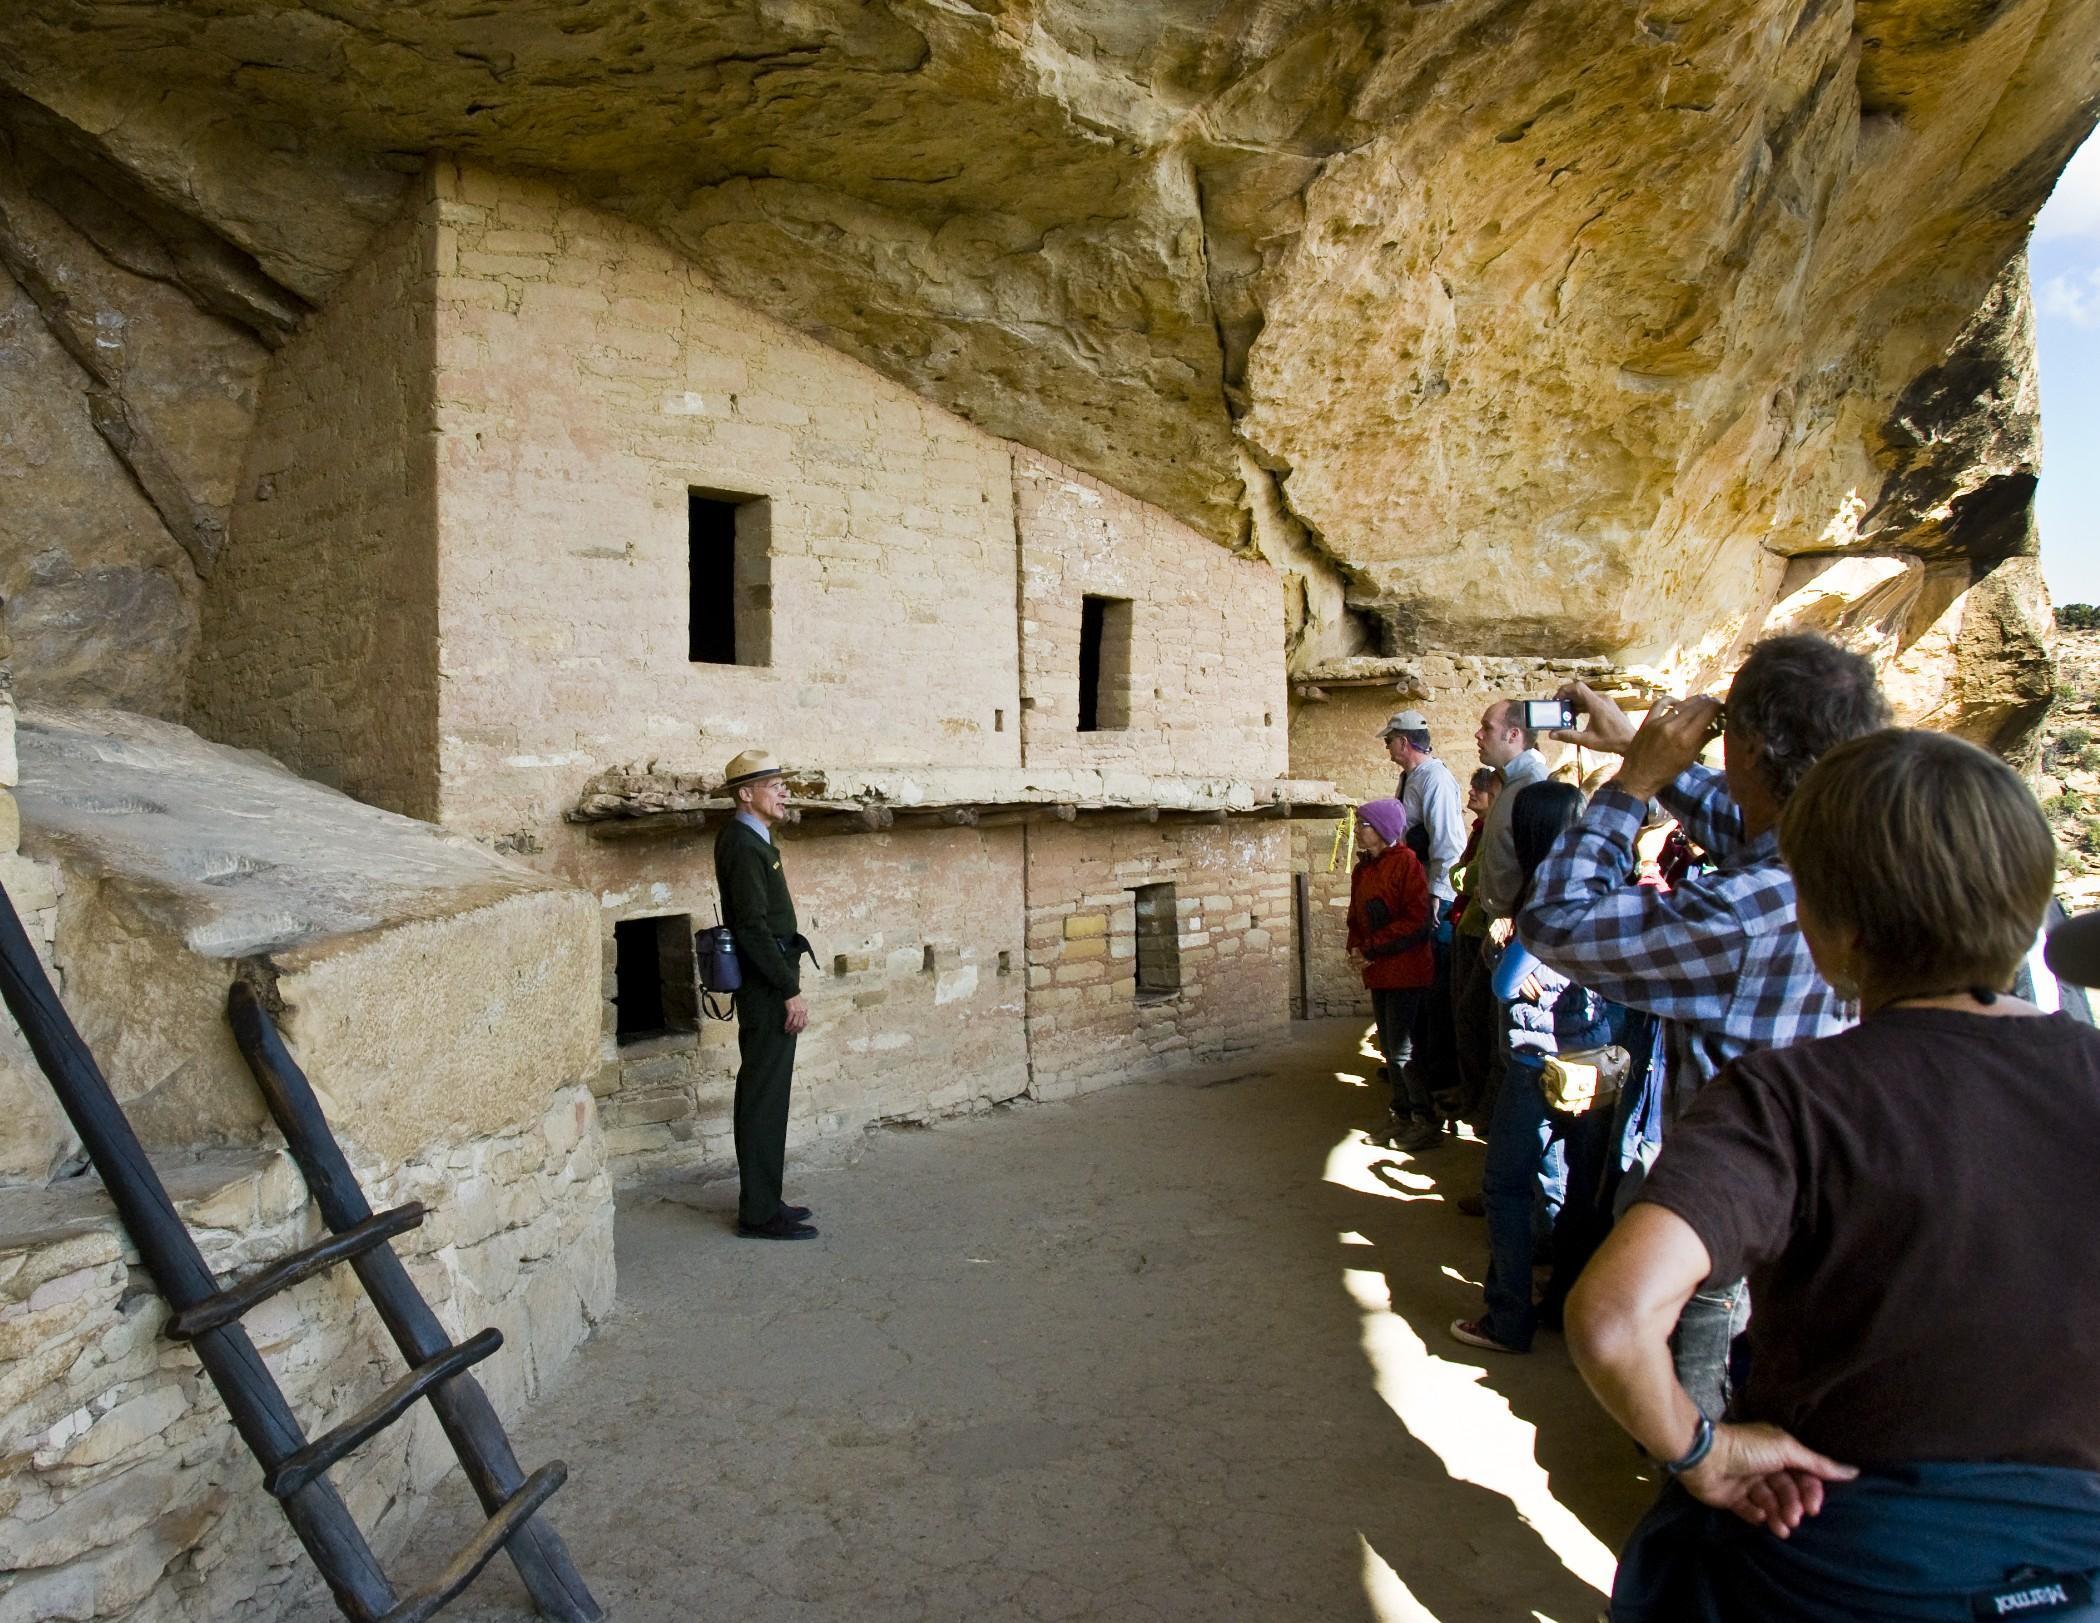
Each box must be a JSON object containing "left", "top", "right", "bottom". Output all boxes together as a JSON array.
[
  {"left": 2038, "top": 265, "right": 2100, "bottom": 327},
  {"left": 2037, "top": 137, "right": 2100, "bottom": 242}
]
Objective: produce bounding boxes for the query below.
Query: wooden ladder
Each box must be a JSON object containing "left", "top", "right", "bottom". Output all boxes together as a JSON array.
[{"left": 0, "top": 883, "right": 603, "bottom": 1623}]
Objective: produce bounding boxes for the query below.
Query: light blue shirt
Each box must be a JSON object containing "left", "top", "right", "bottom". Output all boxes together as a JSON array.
[
  {"left": 734, "top": 811, "right": 772, "bottom": 845},
  {"left": 1397, "top": 753, "right": 1465, "bottom": 903}
]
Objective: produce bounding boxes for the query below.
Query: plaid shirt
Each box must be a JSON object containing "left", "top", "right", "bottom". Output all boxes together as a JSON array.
[{"left": 1518, "top": 764, "right": 1852, "bottom": 1107}]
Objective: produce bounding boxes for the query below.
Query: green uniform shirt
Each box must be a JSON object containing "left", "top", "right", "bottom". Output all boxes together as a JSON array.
[{"left": 714, "top": 819, "right": 802, "bottom": 996}]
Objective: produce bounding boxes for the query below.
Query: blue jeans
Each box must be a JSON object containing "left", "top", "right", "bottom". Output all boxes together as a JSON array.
[
  {"left": 1672, "top": 1278, "right": 1751, "bottom": 1420},
  {"left": 1481, "top": 1056, "right": 1615, "bottom": 1351}
]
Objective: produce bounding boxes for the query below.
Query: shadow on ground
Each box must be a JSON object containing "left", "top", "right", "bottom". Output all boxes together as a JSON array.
[{"left": 394, "top": 1018, "right": 1651, "bottom": 1621}]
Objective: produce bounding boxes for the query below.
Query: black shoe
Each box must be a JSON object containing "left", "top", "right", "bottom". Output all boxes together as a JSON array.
[
  {"left": 736, "top": 1214, "right": 819, "bottom": 1240},
  {"left": 781, "top": 1203, "right": 812, "bottom": 1222}
]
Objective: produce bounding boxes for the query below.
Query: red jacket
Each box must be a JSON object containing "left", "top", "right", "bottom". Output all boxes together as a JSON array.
[{"left": 1347, "top": 844, "right": 1435, "bottom": 990}]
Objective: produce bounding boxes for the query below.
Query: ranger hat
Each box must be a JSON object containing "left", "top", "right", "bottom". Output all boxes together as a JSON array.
[
  {"left": 2045, "top": 909, "right": 2100, "bottom": 989},
  {"left": 721, "top": 750, "right": 787, "bottom": 791},
  {"left": 1380, "top": 709, "right": 1432, "bottom": 739}
]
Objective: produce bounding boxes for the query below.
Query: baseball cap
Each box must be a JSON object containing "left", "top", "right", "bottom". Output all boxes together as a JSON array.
[{"left": 1380, "top": 709, "right": 1431, "bottom": 739}]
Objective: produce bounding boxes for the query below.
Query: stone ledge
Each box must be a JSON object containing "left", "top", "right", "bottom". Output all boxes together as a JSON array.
[
  {"left": 568, "top": 765, "right": 1345, "bottom": 837},
  {"left": 1291, "top": 654, "right": 1669, "bottom": 701}
]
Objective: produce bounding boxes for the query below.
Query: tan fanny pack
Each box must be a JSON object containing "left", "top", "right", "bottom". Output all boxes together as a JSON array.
[{"left": 1539, "top": 1044, "right": 1632, "bottom": 1116}]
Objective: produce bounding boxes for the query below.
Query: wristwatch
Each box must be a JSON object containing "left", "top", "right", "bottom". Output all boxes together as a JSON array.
[{"left": 1663, "top": 1413, "right": 1716, "bottom": 1475}]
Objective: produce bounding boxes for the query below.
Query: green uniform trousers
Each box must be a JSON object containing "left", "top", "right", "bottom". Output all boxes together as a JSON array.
[{"left": 733, "top": 983, "right": 798, "bottom": 1226}]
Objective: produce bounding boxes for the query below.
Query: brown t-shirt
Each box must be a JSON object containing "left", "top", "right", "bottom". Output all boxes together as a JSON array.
[{"left": 1638, "top": 1007, "right": 2100, "bottom": 1472}]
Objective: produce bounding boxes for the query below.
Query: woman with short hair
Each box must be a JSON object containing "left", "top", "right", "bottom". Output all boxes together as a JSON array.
[{"left": 1567, "top": 728, "right": 2100, "bottom": 1622}]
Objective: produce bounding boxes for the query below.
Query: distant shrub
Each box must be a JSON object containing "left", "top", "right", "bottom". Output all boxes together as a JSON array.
[
  {"left": 2085, "top": 818, "right": 2100, "bottom": 853},
  {"left": 2061, "top": 727, "right": 2095, "bottom": 753},
  {"left": 2060, "top": 604, "right": 2100, "bottom": 631},
  {"left": 2083, "top": 746, "right": 2100, "bottom": 774},
  {"left": 2047, "top": 791, "right": 2085, "bottom": 818}
]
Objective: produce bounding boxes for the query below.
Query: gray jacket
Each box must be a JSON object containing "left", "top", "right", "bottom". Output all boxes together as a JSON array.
[{"left": 1475, "top": 749, "right": 1548, "bottom": 920}]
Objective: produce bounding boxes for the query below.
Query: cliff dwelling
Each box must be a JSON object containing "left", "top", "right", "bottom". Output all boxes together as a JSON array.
[{"left": 0, "top": 0, "right": 2090, "bottom": 1618}]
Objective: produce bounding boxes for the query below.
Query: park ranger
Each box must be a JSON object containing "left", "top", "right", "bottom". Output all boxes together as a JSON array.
[{"left": 714, "top": 750, "right": 818, "bottom": 1240}]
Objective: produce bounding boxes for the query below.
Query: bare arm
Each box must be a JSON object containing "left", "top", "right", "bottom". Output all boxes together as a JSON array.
[{"left": 1566, "top": 1205, "right": 1857, "bottom": 1536}]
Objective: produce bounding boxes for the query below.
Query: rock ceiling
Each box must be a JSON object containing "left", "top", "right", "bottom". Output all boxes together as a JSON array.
[{"left": 2, "top": 0, "right": 2097, "bottom": 663}]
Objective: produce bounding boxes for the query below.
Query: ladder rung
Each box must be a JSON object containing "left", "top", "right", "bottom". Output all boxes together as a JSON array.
[
  {"left": 265, "top": 1326, "right": 504, "bottom": 1500},
  {"left": 167, "top": 1203, "right": 427, "bottom": 1341},
  {"left": 380, "top": 1461, "right": 569, "bottom": 1623}
]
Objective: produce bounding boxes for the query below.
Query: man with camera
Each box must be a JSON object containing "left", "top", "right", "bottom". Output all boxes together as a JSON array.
[{"left": 1518, "top": 633, "right": 1890, "bottom": 1416}]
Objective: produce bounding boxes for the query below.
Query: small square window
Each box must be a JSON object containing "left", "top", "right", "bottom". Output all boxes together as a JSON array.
[
  {"left": 1131, "top": 882, "right": 1181, "bottom": 1000},
  {"left": 613, "top": 914, "right": 698, "bottom": 1043}
]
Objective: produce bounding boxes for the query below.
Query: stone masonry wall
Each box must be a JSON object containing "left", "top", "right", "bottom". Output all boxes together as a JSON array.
[
  {"left": 1023, "top": 820, "right": 1292, "bottom": 1100},
  {"left": 576, "top": 826, "right": 1031, "bottom": 1182},
  {"left": 422, "top": 159, "right": 1021, "bottom": 841},
  {"left": 0, "top": 707, "right": 616, "bottom": 1621},
  {"left": 0, "top": 1099, "right": 611, "bottom": 1622},
  {"left": 1014, "top": 452, "right": 1287, "bottom": 780},
  {"left": 188, "top": 185, "right": 441, "bottom": 820}
]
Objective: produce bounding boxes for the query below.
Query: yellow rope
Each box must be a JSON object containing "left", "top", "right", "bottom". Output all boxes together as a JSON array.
[{"left": 1327, "top": 811, "right": 1357, "bottom": 873}]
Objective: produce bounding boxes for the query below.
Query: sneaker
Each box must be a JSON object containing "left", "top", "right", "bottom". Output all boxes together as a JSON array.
[
  {"left": 1449, "top": 1317, "right": 1527, "bottom": 1355},
  {"left": 1394, "top": 1115, "right": 1443, "bottom": 1153}
]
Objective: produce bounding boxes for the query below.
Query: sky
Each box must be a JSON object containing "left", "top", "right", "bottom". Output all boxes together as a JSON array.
[{"left": 2031, "top": 136, "right": 2100, "bottom": 606}]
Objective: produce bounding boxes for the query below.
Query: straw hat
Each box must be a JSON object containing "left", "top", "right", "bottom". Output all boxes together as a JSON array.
[{"left": 721, "top": 750, "right": 786, "bottom": 791}]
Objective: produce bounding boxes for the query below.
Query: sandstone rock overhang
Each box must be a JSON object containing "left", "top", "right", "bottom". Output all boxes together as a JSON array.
[{"left": 0, "top": 0, "right": 2089, "bottom": 673}]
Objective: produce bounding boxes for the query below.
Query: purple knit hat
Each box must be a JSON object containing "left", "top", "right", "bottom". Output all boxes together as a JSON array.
[{"left": 1356, "top": 798, "right": 1409, "bottom": 847}]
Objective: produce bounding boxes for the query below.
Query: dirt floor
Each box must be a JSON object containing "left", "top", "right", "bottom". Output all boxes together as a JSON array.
[{"left": 395, "top": 1018, "right": 1655, "bottom": 1622}]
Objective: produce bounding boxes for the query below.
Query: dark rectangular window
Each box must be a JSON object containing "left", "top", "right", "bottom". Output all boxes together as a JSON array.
[
  {"left": 689, "top": 489, "right": 771, "bottom": 666},
  {"left": 1132, "top": 882, "right": 1181, "bottom": 1000},
  {"left": 1078, "top": 594, "right": 1132, "bottom": 732},
  {"left": 1291, "top": 872, "right": 1311, "bottom": 1020},
  {"left": 613, "top": 914, "right": 698, "bottom": 1044}
]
